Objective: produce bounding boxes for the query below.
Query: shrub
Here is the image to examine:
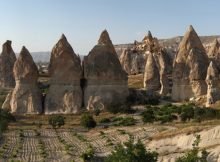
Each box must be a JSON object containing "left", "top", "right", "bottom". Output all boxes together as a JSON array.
[
  {"left": 99, "top": 118, "right": 111, "bottom": 123},
  {"left": 48, "top": 115, "right": 65, "bottom": 129},
  {"left": 0, "top": 109, "right": 15, "bottom": 136},
  {"left": 80, "top": 113, "right": 96, "bottom": 129},
  {"left": 142, "top": 107, "right": 156, "bottom": 123},
  {"left": 176, "top": 135, "right": 209, "bottom": 162},
  {"left": 105, "top": 138, "right": 158, "bottom": 162},
  {"left": 180, "top": 104, "right": 194, "bottom": 122},
  {"left": 114, "top": 117, "right": 136, "bottom": 126},
  {"left": 81, "top": 146, "right": 95, "bottom": 162}
]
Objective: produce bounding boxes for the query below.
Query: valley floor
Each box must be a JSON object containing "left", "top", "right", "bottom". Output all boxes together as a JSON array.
[{"left": 1, "top": 113, "right": 220, "bottom": 162}]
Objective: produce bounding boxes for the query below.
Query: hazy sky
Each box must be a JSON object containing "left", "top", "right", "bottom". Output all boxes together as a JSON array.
[{"left": 0, "top": 0, "right": 219, "bottom": 55}]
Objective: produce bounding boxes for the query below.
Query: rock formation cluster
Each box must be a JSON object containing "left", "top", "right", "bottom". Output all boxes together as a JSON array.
[
  {"left": 3, "top": 47, "right": 42, "bottom": 114},
  {"left": 3, "top": 26, "right": 220, "bottom": 114},
  {"left": 2, "top": 30, "right": 129, "bottom": 114}
]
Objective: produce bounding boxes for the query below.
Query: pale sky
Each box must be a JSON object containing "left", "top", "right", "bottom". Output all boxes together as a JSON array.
[{"left": 0, "top": 0, "right": 219, "bottom": 55}]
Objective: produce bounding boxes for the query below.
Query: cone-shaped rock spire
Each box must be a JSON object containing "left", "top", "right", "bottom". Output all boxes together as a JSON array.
[
  {"left": 172, "top": 25, "right": 209, "bottom": 101},
  {"left": 45, "top": 34, "right": 83, "bottom": 114},
  {"left": 206, "top": 61, "right": 220, "bottom": 106},
  {"left": 84, "top": 30, "right": 128, "bottom": 110},
  {"left": 6, "top": 46, "right": 42, "bottom": 114},
  {"left": 144, "top": 53, "right": 160, "bottom": 92},
  {"left": 0, "top": 40, "right": 16, "bottom": 88}
]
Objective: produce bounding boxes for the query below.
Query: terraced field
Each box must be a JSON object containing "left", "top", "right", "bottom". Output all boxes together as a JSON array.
[{"left": 0, "top": 123, "right": 171, "bottom": 162}]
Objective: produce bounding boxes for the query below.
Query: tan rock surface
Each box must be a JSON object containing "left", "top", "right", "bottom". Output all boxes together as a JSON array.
[
  {"left": 8, "top": 47, "right": 42, "bottom": 114},
  {"left": 84, "top": 30, "right": 129, "bottom": 110},
  {"left": 0, "top": 40, "right": 16, "bottom": 88},
  {"left": 206, "top": 61, "right": 220, "bottom": 106},
  {"left": 45, "top": 34, "right": 82, "bottom": 114},
  {"left": 172, "top": 25, "right": 209, "bottom": 101},
  {"left": 144, "top": 53, "right": 160, "bottom": 92}
]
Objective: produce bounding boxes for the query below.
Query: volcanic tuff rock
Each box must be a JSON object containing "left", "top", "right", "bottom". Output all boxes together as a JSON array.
[
  {"left": 4, "top": 47, "right": 42, "bottom": 114},
  {"left": 119, "top": 49, "right": 147, "bottom": 75},
  {"left": 83, "top": 30, "right": 129, "bottom": 110},
  {"left": 206, "top": 61, "right": 220, "bottom": 106},
  {"left": 45, "top": 34, "right": 82, "bottom": 114},
  {"left": 208, "top": 39, "right": 220, "bottom": 70},
  {"left": 144, "top": 53, "right": 160, "bottom": 92},
  {"left": 172, "top": 25, "right": 209, "bottom": 101},
  {"left": 0, "top": 40, "right": 16, "bottom": 88},
  {"left": 119, "top": 31, "right": 172, "bottom": 79}
]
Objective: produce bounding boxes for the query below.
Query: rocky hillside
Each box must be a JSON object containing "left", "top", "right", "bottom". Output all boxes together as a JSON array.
[{"left": 115, "top": 35, "right": 220, "bottom": 57}]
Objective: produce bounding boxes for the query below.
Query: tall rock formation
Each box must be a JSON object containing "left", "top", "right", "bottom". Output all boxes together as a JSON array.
[
  {"left": 144, "top": 53, "right": 160, "bottom": 92},
  {"left": 84, "top": 30, "right": 129, "bottom": 110},
  {"left": 172, "top": 25, "right": 209, "bottom": 101},
  {"left": 207, "top": 39, "right": 220, "bottom": 69},
  {"left": 157, "top": 50, "right": 170, "bottom": 95},
  {"left": 206, "top": 61, "right": 220, "bottom": 106},
  {"left": 45, "top": 34, "right": 82, "bottom": 114},
  {"left": 6, "top": 47, "right": 42, "bottom": 114},
  {"left": 0, "top": 40, "right": 16, "bottom": 88},
  {"left": 119, "top": 49, "right": 132, "bottom": 75}
]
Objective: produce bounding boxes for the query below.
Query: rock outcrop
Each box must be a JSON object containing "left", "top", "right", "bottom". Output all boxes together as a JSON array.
[
  {"left": 172, "top": 25, "right": 209, "bottom": 101},
  {"left": 206, "top": 61, "right": 220, "bottom": 106},
  {"left": 84, "top": 30, "right": 129, "bottom": 110},
  {"left": 144, "top": 53, "right": 160, "bottom": 92},
  {"left": 207, "top": 39, "right": 220, "bottom": 69},
  {"left": 45, "top": 34, "right": 82, "bottom": 114},
  {"left": 0, "top": 40, "right": 16, "bottom": 88},
  {"left": 119, "top": 31, "right": 163, "bottom": 75},
  {"left": 5, "top": 47, "right": 42, "bottom": 114}
]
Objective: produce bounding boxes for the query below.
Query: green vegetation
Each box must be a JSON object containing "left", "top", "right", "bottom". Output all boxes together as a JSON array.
[
  {"left": 113, "top": 117, "right": 136, "bottom": 126},
  {"left": 106, "top": 103, "right": 134, "bottom": 114},
  {"left": 81, "top": 145, "right": 95, "bottom": 162},
  {"left": 80, "top": 113, "right": 96, "bottom": 129},
  {"left": 142, "top": 104, "right": 220, "bottom": 124},
  {"left": 0, "top": 109, "right": 15, "bottom": 136},
  {"left": 176, "top": 135, "right": 209, "bottom": 162},
  {"left": 105, "top": 138, "right": 158, "bottom": 162},
  {"left": 48, "top": 115, "right": 65, "bottom": 129},
  {"left": 99, "top": 117, "right": 111, "bottom": 123}
]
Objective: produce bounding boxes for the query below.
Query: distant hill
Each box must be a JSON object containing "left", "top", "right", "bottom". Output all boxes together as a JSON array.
[{"left": 16, "top": 52, "right": 85, "bottom": 63}]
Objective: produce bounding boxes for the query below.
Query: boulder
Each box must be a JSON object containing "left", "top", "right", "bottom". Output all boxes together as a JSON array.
[
  {"left": 206, "top": 61, "right": 220, "bottom": 106},
  {"left": 172, "top": 25, "right": 209, "bottom": 101},
  {"left": 45, "top": 34, "right": 82, "bottom": 114},
  {"left": 6, "top": 47, "right": 42, "bottom": 114},
  {"left": 0, "top": 40, "right": 16, "bottom": 88},
  {"left": 144, "top": 53, "right": 160, "bottom": 92},
  {"left": 84, "top": 30, "right": 129, "bottom": 110}
]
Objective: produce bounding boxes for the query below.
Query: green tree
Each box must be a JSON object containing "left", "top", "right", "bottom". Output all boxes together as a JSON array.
[
  {"left": 80, "top": 113, "right": 96, "bottom": 129},
  {"left": 176, "top": 135, "right": 209, "bottom": 162},
  {"left": 48, "top": 115, "right": 65, "bottom": 129},
  {"left": 105, "top": 138, "right": 158, "bottom": 162}
]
